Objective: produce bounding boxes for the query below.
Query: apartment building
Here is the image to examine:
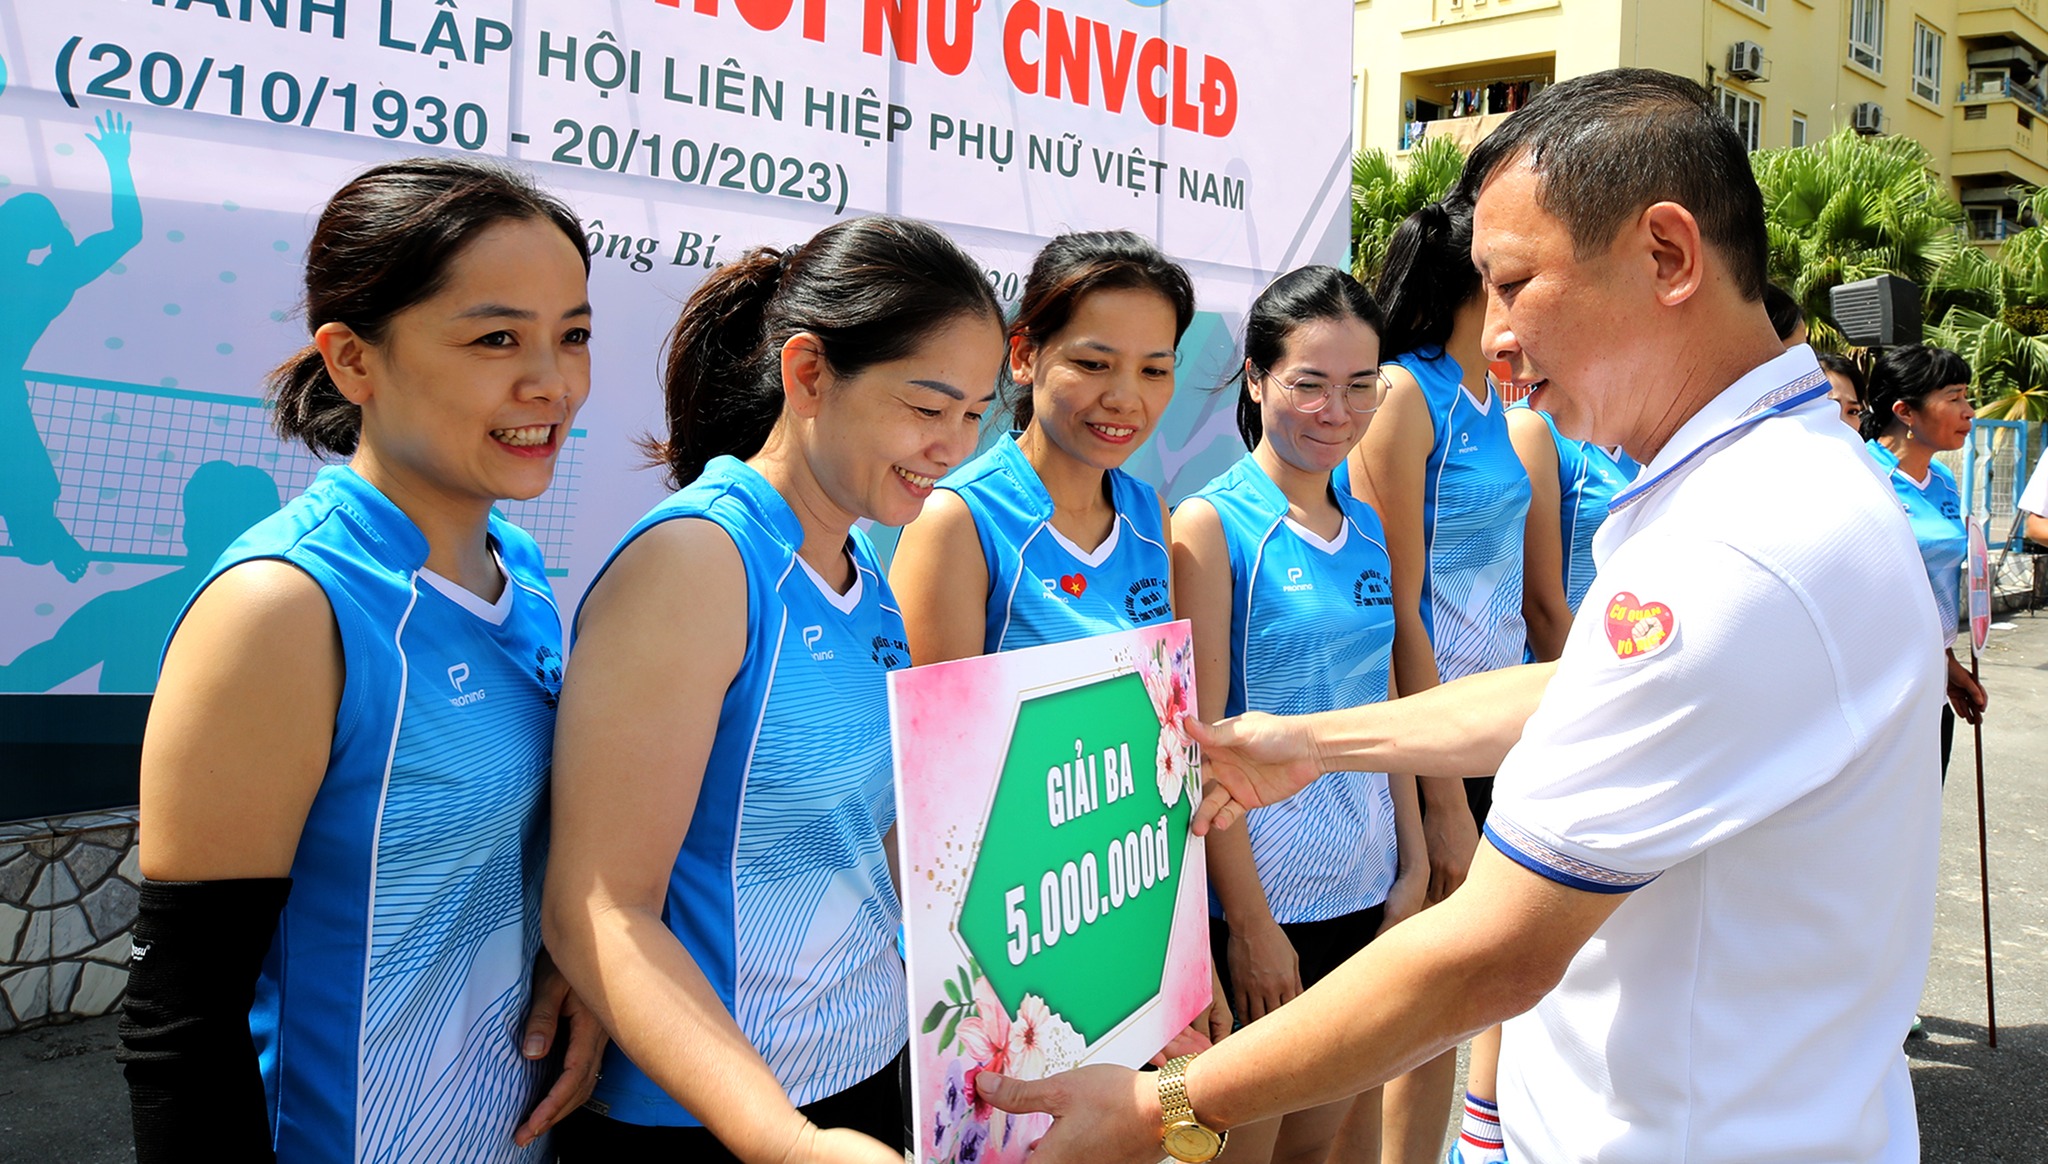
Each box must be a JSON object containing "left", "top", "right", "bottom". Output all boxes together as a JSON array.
[{"left": 1352, "top": 0, "right": 2048, "bottom": 240}]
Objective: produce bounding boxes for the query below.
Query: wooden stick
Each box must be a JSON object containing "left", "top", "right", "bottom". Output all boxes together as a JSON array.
[{"left": 1971, "top": 651, "right": 1998, "bottom": 1048}]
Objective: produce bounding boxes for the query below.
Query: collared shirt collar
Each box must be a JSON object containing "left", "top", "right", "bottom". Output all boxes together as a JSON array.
[{"left": 1609, "top": 345, "right": 1828, "bottom": 515}]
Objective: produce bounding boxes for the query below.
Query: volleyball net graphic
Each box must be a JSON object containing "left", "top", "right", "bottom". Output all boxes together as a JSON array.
[{"left": 2, "top": 372, "right": 583, "bottom": 576}]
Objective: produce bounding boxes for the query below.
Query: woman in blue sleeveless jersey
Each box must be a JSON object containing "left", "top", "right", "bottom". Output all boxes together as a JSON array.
[
  {"left": 1506, "top": 404, "right": 1639, "bottom": 662},
  {"left": 121, "top": 160, "right": 606, "bottom": 1162},
  {"left": 1175, "top": 267, "right": 1428, "bottom": 1164},
  {"left": 1860, "top": 344, "right": 1987, "bottom": 779},
  {"left": 889, "top": 230, "right": 1231, "bottom": 1055},
  {"left": 543, "top": 217, "right": 1005, "bottom": 1164},
  {"left": 1346, "top": 195, "right": 1530, "bottom": 1164},
  {"left": 890, "top": 231, "right": 1193, "bottom": 666}
]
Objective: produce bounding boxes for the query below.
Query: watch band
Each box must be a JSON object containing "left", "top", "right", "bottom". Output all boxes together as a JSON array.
[{"left": 1159, "top": 1054, "right": 1197, "bottom": 1122}]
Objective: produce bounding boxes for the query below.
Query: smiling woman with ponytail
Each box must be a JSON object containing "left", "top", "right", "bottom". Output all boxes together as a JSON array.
[
  {"left": 543, "top": 215, "right": 1006, "bottom": 1164},
  {"left": 121, "top": 156, "right": 605, "bottom": 1163}
]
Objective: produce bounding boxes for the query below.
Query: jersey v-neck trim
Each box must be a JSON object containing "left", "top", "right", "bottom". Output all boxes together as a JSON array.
[
  {"left": 418, "top": 547, "right": 514, "bottom": 626},
  {"left": 1047, "top": 517, "right": 1121, "bottom": 568},
  {"left": 1283, "top": 516, "right": 1350, "bottom": 554},
  {"left": 796, "top": 550, "right": 864, "bottom": 615}
]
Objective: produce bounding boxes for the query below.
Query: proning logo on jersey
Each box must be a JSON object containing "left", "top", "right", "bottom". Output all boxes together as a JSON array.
[
  {"left": 1124, "top": 576, "right": 1170, "bottom": 623},
  {"left": 802, "top": 624, "right": 835, "bottom": 661},
  {"left": 1282, "top": 566, "right": 1314, "bottom": 593},
  {"left": 1456, "top": 430, "right": 1477, "bottom": 455},
  {"left": 446, "top": 662, "right": 487, "bottom": 708},
  {"left": 1353, "top": 568, "right": 1393, "bottom": 607},
  {"left": 871, "top": 633, "right": 910, "bottom": 669}
]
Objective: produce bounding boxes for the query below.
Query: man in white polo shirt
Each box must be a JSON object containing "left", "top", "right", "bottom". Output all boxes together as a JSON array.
[
  {"left": 979, "top": 68, "right": 1942, "bottom": 1164},
  {"left": 2020, "top": 449, "right": 2048, "bottom": 544}
]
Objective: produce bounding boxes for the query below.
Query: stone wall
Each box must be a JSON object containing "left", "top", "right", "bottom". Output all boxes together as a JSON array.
[{"left": 0, "top": 810, "right": 139, "bottom": 1032}]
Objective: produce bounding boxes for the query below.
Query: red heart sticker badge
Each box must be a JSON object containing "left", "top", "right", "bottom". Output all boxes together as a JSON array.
[
  {"left": 1603, "top": 591, "right": 1676, "bottom": 662},
  {"left": 1060, "top": 573, "right": 1088, "bottom": 598}
]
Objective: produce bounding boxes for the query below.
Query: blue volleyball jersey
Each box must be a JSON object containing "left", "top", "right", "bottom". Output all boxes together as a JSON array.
[
  {"left": 1189, "top": 456, "right": 1400, "bottom": 923},
  {"left": 579, "top": 456, "right": 907, "bottom": 1126},
  {"left": 1868, "top": 440, "right": 1965, "bottom": 641},
  {"left": 1516, "top": 404, "right": 1641, "bottom": 612},
  {"left": 938, "top": 432, "right": 1172, "bottom": 652},
  {"left": 1394, "top": 349, "right": 1530, "bottom": 681},
  {"left": 172, "top": 465, "right": 561, "bottom": 1164}
]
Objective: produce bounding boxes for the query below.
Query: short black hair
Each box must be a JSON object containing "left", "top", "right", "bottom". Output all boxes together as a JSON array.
[
  {"left": 1764, "top": 283, "right": 1805, "bottom": 341},
  {"left": 1456, "top": 68, "right": 1770, "bottom": 301},
  {"left": 1860, "top": 343, "right": 1972, "bottom": 441}
]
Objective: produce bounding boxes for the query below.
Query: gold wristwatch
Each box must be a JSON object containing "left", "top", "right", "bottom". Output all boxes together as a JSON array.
[{"left": 1157, "top": 1054, "right": 1227, "bottom": 1162}]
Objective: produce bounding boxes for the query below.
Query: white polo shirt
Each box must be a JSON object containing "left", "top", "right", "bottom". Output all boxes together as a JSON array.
[
  {"left": 1486, "top": 347, "right": 1944, "bottom": 1164},
  {"left": 2019, "top": 449, "right": 2048, "bottom": 520}
]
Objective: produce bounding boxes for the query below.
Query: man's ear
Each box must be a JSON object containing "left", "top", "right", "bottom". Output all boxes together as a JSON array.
[{"left": 1639, "top": 201, "right": 1706, "bottom": 309}]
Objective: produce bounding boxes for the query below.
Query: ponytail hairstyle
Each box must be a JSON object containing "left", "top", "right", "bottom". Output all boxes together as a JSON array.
[
  {"left": 1859, "top": 343, "right": 1972, "bottom": 443},
  {"left": 1231, "top": 266, "right": 1385, "bottom": 449},
  {"left": 650, "top": 215, "right": 1001, "bottom": 489},
  {"left": 266, "top": 157, "right": 588, "bottom": 456},
  {"left": 1003, "top": 230, "right": 1196, "bottom": 430},
  {"left": 1374, "top": 195, "right": 1479, "bottom": 363}
]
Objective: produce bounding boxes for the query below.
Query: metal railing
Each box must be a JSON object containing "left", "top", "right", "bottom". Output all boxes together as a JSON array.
[{"left": 1958, "top": 75, "right": 2048, "bottom": 117}]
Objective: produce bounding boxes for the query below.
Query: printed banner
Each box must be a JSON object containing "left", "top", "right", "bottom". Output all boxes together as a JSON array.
[
  {"left": 1968, "top": 514, "right": 1989, "bottom": 657},
  {"left": 890, "top": 622, "right": 1209, "bottom": 1162},
  {"left": 0, "top": 0, "right": 1348, "bottom": 813}
]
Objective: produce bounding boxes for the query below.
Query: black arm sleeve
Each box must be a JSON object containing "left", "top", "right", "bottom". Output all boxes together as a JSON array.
[{"left": 116, "top": 877, "right": 291, "bottom": 1164}]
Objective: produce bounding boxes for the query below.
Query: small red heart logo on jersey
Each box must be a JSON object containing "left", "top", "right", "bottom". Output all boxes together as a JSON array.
[
  {"left": 1603, "top": 591, "right": 1676, "bottom": 661},
  {"left": 1061, "top": 573, "right": 1087, "bottom": 597}
]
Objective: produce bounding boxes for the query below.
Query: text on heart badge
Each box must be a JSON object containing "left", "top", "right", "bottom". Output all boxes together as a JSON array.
[{"left": 1603, "top": 591, "right": 1676, "bottom": 661}]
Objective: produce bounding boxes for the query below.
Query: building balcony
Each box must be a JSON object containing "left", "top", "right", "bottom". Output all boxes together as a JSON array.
[
  {"left": 1957, "top": 0, "right": 2048, "bottom": 56},
  {"left": 1399, "top": 110, "right": 1517, "bottom": 151},
  {"left": 1952, "top": 95, "right": 2048, "bottom": 186}
]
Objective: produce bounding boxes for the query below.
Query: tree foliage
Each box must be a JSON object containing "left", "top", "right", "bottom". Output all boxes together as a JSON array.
[
  {"left": 1350, "top": 136, "right": 1465, "bottom": 285},
  {"left": 1349, "top": 125, "right": 2046, "bottom": 419}
]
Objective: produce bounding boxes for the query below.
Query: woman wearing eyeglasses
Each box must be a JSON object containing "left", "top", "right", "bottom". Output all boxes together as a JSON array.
[
  {"left": 1171, "top": 267, "right": 1427, "bottom": 1164},
  {"left": 1342, "top": 196, "right": 1531, "bottom": 1164}
]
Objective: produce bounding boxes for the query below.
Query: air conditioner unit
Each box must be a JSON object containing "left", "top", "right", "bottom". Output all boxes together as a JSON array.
[
  {"left": 1851, "top": 102, "right": 1885, "bottom": 134},
  {"left": 1727, "top": 41, "right": 1765, "bottom": 80}
]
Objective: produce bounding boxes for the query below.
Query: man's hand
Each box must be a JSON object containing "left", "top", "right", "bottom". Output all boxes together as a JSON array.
[
  {"left": 976, "top": 1065, "right": 1163, "bottom": 1164},
  {"left": 1187, "top": 712, "right": 1326, "bottom": 835},
  {"left": 1422, "top": 787, "right": 1478, "bottom": 902},
  {"left": 513, "top": 950, "right": 609, "bottom": 1147}
]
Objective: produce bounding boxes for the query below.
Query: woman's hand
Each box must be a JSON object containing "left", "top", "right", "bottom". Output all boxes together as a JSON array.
[
  {"left": 1378, "top": 865, "right": 1429, "bottom": 937},
  {"left": 513, "top": 950, "right": 609, "bottom": 1146},
  {"left": 1946, "top": 652, "right": 1987, "bottom": 725},
  {"left": 1226, "top": 916, "right": 1301, "bottom": 1023}
]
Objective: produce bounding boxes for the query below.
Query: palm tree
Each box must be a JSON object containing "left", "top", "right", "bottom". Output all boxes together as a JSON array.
[
  {"left": 1926, "top": 187, "right": 2048, "bottom": 422},
  {"left": 1751, "top": 129, "right": 1965, "bottom": 349},
  {"left": 1351, "top": 136, "right": 1465, "bottom": 284}
]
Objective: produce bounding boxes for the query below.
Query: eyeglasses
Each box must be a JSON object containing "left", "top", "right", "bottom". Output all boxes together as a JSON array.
[{"left": 1256, "top": 368, "right": 1384, "bottom": 415}]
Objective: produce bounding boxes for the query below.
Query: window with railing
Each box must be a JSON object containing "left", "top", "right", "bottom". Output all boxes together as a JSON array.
[
  {"left": 1849, "top": 0, "right": 1885, "bottom": 72},
  {"left": 1716, "top": 86, "right": 1762, "bottom": 151},
  {"left": 1913, "top": 23, "right": 1943, "bottom": 103}
]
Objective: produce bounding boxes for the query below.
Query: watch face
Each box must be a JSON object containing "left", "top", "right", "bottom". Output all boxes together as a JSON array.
[{"left": 1162, "top": 1121, "right": 1224, "bottom": 1162}]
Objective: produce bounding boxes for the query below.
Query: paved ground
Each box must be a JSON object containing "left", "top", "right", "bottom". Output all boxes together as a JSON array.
[{"left": 2, "top": 617, "right": 2043, "bottom": 1162}]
